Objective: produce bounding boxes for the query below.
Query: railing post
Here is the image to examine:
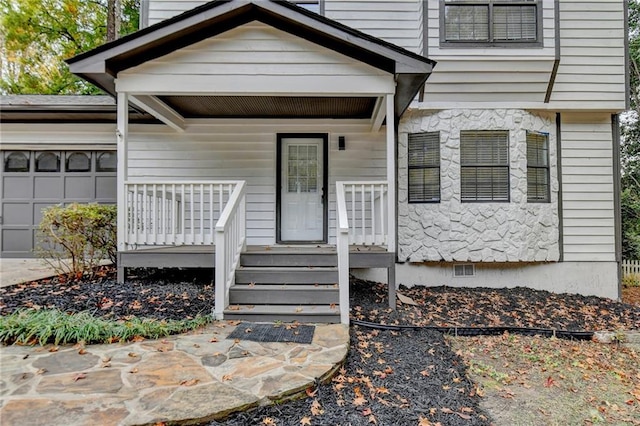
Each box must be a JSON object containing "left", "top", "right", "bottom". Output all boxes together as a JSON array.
[
  {"left": 214, "top": 227, "right": 226, "bottom": 320},
  {"left": 336, "top": 182, "right": 350, "bottom": 325}
]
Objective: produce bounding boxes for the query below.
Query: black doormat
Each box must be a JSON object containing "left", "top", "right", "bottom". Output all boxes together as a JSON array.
[{"left": 227, "top": 322, "right": 316, "bottom": 344}]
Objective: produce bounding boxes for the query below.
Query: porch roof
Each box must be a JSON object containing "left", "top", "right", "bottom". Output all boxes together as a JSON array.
[{"left": 66, "top": 0, "right": 435, "bottom": 118}]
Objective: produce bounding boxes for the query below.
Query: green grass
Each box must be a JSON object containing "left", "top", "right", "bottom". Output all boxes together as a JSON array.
[{"left": 0, "top": 309, "right": 212, "bottom": 345}]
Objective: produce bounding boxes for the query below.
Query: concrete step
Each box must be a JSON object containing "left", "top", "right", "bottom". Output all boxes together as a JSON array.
[
  {"left": 223, "top": 304, "right": 340, "bottom": 323},
  {"left": 240, "top": 252, "right": 337, "bottom": 267},
  {"left": 235, "top": 266, "right": 338, "bottom": 285},
  {"left": 229, "top": 284, "right": 339, "bottom": 305}
]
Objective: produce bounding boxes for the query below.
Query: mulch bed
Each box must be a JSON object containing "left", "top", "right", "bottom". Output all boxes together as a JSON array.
[
  {"left": 0, "top": 267, "right": 215, "bottom": 321},
  {"left": 351, "top": 278, "right": 640, "bottom": 332},
  {"left": 210, "top": 325, "right": 490, "bottom": 426},
  {"left": 3, "top": 267, "right": 640, "bottom": 425}
]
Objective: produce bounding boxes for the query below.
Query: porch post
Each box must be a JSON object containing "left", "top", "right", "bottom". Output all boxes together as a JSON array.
[
  {"left": 385, "top": 94, "right": 396, "bottom": 252},
  {"left": 116, "top": 92, "right": 129, "bottom": 282}
]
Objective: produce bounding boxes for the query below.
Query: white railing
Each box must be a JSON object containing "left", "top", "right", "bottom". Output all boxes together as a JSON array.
[
  {"left": 336, "top": 181, "right": 390, "bottom": 325},
  {"left": 124, "top": 181, "right": 240, "bottom": 246},
  {"left": 340, "top": 181, "right": 389, "bottom": 246},
  {"left": 623, "top": 259, "right": 640, "bottom": 276},
  {"left": 214, "top": 181, "right": 247, "bottom": 320}
]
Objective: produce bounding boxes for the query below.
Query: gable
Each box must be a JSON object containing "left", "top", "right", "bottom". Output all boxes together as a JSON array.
[{"left": 117, "top": 22, "right": 394, "bottom": 96}]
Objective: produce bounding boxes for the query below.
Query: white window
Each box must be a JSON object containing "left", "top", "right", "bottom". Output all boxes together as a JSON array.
[
  {"left": 460, "top": 131, "right": 510, "bottom": 202},
  {"left": 526, "top": 131, "right": 550, "bottom": 203},
  {"left": 442, "top": 0, "right": 539, "bottom": 45},
  {"left": 408, "top": 132, "right": 441, "bottom": 203}
]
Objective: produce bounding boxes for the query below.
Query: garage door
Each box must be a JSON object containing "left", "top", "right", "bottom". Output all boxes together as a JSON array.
[{"left": 1, "top": 150, "right": 117, "bottom": 258}]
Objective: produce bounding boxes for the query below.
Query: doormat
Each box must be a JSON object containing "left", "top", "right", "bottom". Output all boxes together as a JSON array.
[{"left": 227, "top": 322, "right": 316, "bottom": 344}]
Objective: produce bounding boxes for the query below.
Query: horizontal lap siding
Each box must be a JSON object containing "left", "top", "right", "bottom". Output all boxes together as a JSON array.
[
  {"left": 117, "top": 22, "right": 392, "bottom": 94},
  {"left": 324, "top": 0, "right": 423, "bottom": 54},
  {"left": 561, "top": 114, "right": 615, "bottom": 262},
  {"left": 550, "top": 1, "right": 626, "bottom": 110},
  {"left": 127, "top": 121, "right": 385, "bottom": 245},
  {"left": 0, "top": 124, "right": 116, "bottom": 150},
  {"left": 422, "top": 0, "right": 556, "bottom": 105},
  {"left": 147, "top": 0, "right": 207, "bottom": 26}
]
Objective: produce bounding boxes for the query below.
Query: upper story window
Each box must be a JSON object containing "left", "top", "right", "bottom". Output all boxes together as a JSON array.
[
  {"left": 289, "top": 1, "right": 321, "bottom": 14},
  {"left": 442, "top": 0, "right": 540, "bottom": 47}
]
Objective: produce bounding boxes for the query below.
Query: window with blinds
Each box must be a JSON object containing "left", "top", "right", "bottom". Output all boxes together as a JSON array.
[
  {"left": 526, "top": 131, "right": 550, "bottom": 202},
  {"left": 443, "top": 0, "right": 538, "bottom": 45},
  {"left": 460, "top": 131, "right": 510, "bottom": 202},
  {"left": 408, "top": 132, "right": 441, "bottom": 203}
]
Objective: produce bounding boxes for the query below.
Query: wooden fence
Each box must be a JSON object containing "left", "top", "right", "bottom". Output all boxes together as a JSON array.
[{"left": 622, "top": 259, "right": 640, "bottom": 276}]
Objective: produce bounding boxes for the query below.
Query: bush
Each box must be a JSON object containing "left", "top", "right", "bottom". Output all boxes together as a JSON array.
[
  {"left": 623, "top": 273, "right": 640, "bottom": 288},
  {"left": 35, "top": 203, "right": 117, "bottom": 278},
  {"left": 0, "top": 309, "right": 212, "bottom": 345}
]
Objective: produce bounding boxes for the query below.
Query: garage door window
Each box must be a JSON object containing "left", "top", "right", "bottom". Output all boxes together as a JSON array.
[
  {"left": 97, "top": 151, "right": 116, "bottom": 172},
  {"left": 36, "top": 152, "right": 60, "bottom": 172},
  {"left": 4, "top": 152, "right": 30, "bottom": 172},
  {"left": 66, "top": 152, "right": 91, "bottom": 172}
]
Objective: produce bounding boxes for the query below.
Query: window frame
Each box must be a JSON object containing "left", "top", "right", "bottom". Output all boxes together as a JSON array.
[
  {"left": 4, "top": 151, "right": 31, "bottom": 173},
  {"left": 289, "top": 0, "right": 323, "bottom": 15},
  {"left": 65, "top": 151, "right": 92, "bottom": 173},
  {"left": 460, "top": 130, "right": 510, "bottom": 203},
  {"left": 439, "top": 0, "right": 543, "bottom": 48},
  {"left": 35, "top": 151, "right": 61, "bottom": 173},
  {"left": 526, "top": 131, "right": 551, "bottom": 203},
  {"left": 408, "top": 131, "right": 441, "bottom": 204}
]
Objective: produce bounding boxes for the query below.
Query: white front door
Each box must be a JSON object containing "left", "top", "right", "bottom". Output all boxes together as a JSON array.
[{"left": 279, "top": 137, "right": 325, "bottom": 242}]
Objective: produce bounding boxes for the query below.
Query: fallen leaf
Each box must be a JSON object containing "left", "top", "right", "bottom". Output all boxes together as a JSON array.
[
  {"left": 353, "top": 396, "right": 367, "bottom": 406},
  {"left": 78, "top": 348, "right": 87, "bottom": 355},
  {"left": 48, "top": 346, "right": 59, "bottom": 353},
  {"left": 544, "top": 376, "right": 555, "bottom": 388},
  {"left": 128, "top": 352, "right": 139, "bottom": 358},
  {"left": 35, "top": 368, "right": 47, "bottom": 375},
  {"left": 362, "top": 407, "right": 372, "bottom": 416},
  {"left": 397, "top": 292, "right": 420, "bottom": 306},
  {"left": 179, "top": 378, "right": 200, "bottom": 387},
  {"left": 209, "top": 337, "right": 219, "bottom": 343},
  {"left": 310, "top": 399, "right": 324, "bottom": 416},
  {"left": 300, "top": 417, "right": 311, "bottom": 426},
  {"left": 306, "top": 386, "right": 318, "bottom": 397},
  {"left": 72, "top": 373, "right": 87, "bottom": 382},
  {"left": 262, "top": 417, "right": 276, "bottom": 426},
  {"left": 130, "top": 368, "right": 139, "bottom": 374},
  {"left": 222, "top": 374, "right": 232, "bottom": 382}
]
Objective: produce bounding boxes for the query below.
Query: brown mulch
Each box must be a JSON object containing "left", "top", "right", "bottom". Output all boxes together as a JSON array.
[
  {"left": 623, "top": 286, "right": 640, "bottom": 307},
  {"left": 351, "top": 278, "right": 640, "bottom": 332}
]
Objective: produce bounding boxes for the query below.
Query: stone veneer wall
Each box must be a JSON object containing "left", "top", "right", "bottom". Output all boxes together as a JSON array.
[{"left": 398, "top": 108, "right": 560, "bottom": 263}]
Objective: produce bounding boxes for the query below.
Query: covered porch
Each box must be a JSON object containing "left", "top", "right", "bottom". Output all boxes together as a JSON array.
[{"left": 66, "top": 0, "right": 433, "bottom": 324}]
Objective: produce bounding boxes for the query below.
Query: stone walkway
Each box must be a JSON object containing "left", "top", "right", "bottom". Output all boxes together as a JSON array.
[{"left": 0, "top": 322, "right": 349, "bottom": 425}]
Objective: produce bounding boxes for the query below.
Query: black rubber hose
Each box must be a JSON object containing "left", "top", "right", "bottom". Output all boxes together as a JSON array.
[{"left": 351, "top": 319, "right": 594, "bottom": 341}]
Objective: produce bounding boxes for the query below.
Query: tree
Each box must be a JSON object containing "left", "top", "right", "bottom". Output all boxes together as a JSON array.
[{"left": 0, "top": 0, "right": 139, "bottom": 95}]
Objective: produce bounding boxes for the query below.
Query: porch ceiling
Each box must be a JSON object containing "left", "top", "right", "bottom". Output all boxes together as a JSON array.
[{"left": 157, "top": 96, "right": 377, "bottom": 119}]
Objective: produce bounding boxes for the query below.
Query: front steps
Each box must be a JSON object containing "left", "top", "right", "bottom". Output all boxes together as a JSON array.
[{"left": 224, "top": 251, "right": 341, "bottom": 323}]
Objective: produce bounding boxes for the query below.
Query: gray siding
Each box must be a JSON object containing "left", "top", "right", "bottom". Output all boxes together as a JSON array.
[{"left": 560, "top": 113, "right": 615, "bottom": 262}]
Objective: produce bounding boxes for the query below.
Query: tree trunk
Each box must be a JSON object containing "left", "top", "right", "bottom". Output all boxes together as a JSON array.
[{"left": 106, "top": 0, "right": 122, "bottom": 42}]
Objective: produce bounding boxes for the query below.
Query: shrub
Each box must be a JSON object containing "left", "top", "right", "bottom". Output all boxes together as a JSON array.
[
  {"left": 622, "top": 273, "right": 640, "bottom": 288},
  {"left": 0, "top": 309, "right": 212, "bottom": 345},
  {"left": 35, "top": 203, "right": 117, "bottom": 278}
]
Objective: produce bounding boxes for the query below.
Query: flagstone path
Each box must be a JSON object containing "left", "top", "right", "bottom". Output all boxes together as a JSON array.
[{"left": 0, "top": 322, "right": 349, "bottom": 425}]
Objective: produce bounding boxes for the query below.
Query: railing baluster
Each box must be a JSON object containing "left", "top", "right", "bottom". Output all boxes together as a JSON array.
[
  {"left": 370, "top": 184, "right": 375, "bottom": 245},
  {"left": 181, "top": 184, "right": 185, "bottom": 242},
  {"left": 360, "top": 184, "right": 365, "bottom": 244},
  {"left": 209, "top": 184, "right": 214, "bottom": 244},
  {"left": 199, "top": 183, "right": 204, "bottom": 244},
  {"left": 380, "top": 184, "right": 385, "bottom": 245}
]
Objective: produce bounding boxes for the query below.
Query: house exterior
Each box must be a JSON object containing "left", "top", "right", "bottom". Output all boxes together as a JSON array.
[{"left": 0, "top": 0, "right": 627, "bottom": 323}]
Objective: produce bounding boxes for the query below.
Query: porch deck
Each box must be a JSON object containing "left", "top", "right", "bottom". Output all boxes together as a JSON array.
[
  {"left": 118, "top": 244, "right": 394, "bottom": 269},
  {"left": 117, "top": 244, "right": 396, "bottom": 318}
]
